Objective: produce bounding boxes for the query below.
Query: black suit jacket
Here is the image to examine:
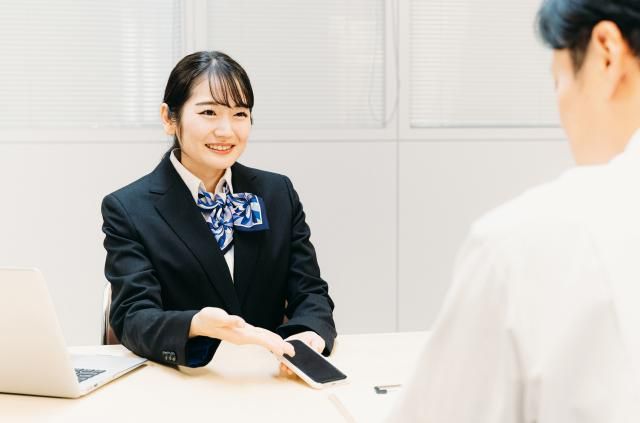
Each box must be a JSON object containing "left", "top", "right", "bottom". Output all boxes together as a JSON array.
[{"left": 101, "top": 154, "right": 336, "bottom": 367}]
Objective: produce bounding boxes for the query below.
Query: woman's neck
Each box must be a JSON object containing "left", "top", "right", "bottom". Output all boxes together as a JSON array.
[{"left": 178, "top": 150, "right": 225, "bottom": 192}]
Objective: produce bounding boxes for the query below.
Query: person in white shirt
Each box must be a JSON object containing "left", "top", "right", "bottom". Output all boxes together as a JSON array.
[{"left": 388, "top": 0, "right": 640, "bottom": 421}]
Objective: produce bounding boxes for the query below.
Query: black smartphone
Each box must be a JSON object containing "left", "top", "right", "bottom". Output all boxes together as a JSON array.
[{"left": 279, "top": 339, "right": 348, "bottom": 388}]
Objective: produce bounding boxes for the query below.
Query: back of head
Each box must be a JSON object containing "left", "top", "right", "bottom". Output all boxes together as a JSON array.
[
  {"left": 537, "top": 0, "right": 640, "bottom": 70},
  {"left": 536, "top": 0, "right": 640, "bottom": 165}
]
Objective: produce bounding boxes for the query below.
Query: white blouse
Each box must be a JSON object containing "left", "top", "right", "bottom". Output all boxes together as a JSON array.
[{"left": 169, "top": 149, "right": 235, "bottom": 280}]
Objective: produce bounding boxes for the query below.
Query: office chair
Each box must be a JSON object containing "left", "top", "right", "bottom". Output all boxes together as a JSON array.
[{"left": 101, "top": 283, "right": 120, "bottom": 345}]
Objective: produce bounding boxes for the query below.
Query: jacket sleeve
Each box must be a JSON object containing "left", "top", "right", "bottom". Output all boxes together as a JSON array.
[
  {"left": 102, "top": 193, "right": 219, "bottom": 367},
  {"left": 276, "top": 176, "right": 337, "bottom": 355}
]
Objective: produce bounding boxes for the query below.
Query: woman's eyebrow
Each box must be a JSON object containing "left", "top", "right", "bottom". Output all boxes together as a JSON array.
[
  {"left": 195, "top": 101, "right": 248, "bottom": 109},
  {"left": 195, "top": 101, "right": 218, "bottom": 106}
]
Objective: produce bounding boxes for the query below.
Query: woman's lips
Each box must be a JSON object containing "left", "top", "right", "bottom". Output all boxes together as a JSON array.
[{"left": 205, "top": 144, "right": 234, "bottom": 155}]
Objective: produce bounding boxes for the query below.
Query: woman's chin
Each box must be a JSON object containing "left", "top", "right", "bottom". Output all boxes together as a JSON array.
[{"left": 203, "top": 154, "right": 238, "bottom": 170}]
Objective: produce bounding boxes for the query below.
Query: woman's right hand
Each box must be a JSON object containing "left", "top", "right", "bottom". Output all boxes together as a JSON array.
[{"left": 189, "top": 307, "right": 295, "bottom": 357}]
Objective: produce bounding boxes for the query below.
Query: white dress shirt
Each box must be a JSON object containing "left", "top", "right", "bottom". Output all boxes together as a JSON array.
[
  {"left": 388, "top": 130, "right": 640, "bottom": 423},
  {"left": 169, "top": 149, "right": 235, "bottom": 279}
]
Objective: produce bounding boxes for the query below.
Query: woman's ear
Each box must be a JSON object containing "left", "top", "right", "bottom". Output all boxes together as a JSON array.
[{"left": 160, "top": 103, "right": 177, "bottom": 136}]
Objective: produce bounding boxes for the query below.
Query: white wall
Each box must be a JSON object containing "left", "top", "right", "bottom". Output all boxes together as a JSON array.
[
  {"left": 0, "top": 0, "right": 574, "bottom": 346},
  {"left": 0, "top": 138, "right": 572, "bottom": 345},
  {"left": 397, "top": 140, "right": 573, "bottom": 330}
]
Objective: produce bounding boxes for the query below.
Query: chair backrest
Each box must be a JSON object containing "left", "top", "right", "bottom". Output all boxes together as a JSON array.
[{"left": 101, "top": 283, "right": 120, "bottom": 345}]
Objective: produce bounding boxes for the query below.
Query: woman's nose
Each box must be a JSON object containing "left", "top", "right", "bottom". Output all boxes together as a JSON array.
[{"left": 214, "top": 117, "right": 233, "bottom": 137}]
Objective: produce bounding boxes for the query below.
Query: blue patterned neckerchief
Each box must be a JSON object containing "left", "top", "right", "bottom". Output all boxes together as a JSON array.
[{"left": 196, "top": 181, "right": 269, "bottom": 253}]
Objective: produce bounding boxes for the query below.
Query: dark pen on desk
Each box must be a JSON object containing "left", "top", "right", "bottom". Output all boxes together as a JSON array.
[{"left": 374, "top": 384, "right": 402, "bottom": 394}]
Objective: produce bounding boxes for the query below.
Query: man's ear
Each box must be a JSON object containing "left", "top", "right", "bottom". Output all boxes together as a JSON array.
[
  {"left": 590, "top": 20, "right": 629, "bottom": 98},
  {"left": 160, "top": 103, "right": 177, "bottom": 136}
]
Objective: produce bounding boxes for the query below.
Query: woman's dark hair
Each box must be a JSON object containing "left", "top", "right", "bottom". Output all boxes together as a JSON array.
[
  {"left": 163, "top": 51, "right": 254, "bottom": 151},
  {"left": 536, "top": 0, "right": 640, "bottom": 71}
]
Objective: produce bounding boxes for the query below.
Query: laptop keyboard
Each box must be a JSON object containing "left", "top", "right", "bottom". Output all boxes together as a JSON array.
[{"left": 74, "top": 368, "right": 106, "bottom": 383}]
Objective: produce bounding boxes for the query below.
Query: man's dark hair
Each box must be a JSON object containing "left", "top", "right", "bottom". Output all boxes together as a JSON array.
[{"left": 537, "top": 0, "right": 640, "bottom": 70}]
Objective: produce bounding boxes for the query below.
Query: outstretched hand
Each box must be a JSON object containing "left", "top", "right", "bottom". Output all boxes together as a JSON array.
[{"left": 190, "top": 307, "right": 295, "bottom": 357}]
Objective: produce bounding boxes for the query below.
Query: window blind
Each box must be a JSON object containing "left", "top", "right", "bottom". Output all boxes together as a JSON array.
[
  {"left": 205, "top": 0, "right": 386, "bottom": 130},
  {"left": 0, "top": 0, "right": 182, "bottom": 128},
  {"left": 410, "top": 0, "right": 559, "bottom": 128}
]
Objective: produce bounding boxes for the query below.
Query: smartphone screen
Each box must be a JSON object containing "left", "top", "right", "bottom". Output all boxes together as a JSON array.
[{"left": 283, "top": 339, "right": 347, "bottom": 384}]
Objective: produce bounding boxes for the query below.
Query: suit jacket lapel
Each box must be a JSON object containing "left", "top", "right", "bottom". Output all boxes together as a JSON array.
[
  {"left": 151, "top": 155, "right": 241, "bottom": 314},
  {"left": 231, "top": 162, "right": 266, "bottom": 305}
]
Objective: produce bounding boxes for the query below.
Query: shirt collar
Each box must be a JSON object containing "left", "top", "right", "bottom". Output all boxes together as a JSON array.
[
  {"left": 623, "top": 128, "right": 640, "bottom": 156},
  {"left": 169, "top": 149, "right": 234, "bottom": 202}
]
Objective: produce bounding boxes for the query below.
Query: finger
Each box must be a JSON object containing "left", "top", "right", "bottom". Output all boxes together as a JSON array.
[
  {"left": 282, "top": 364, "right": 294, "bottom": 376},
  {"left": 311, "top": 338, "right": 325, "bottom": 353},
  {"left": 297, "top": 335, "right": 317, "bottom": 351},
  {"left": 273, "top": 337, "right": 295, "bottom": 357},
  {"left": 286, "top": 366, "right": 295, "bottom": 377},
  {"left": 284, "top": 341, "right": 295, "bottom": 357},
  {"left": 248, "top": 328, "right": 288, "bottom": 356},
  {"left": 279, "top": 363, "right": 295, "bottom": 377},
  {"left": 269, "top": 339, "right": 290, "bottom": 357},
  {"left": 280, "top": 363, "right": 293, "bottom": 376},
  {"left": 284, "top": 333, "right": 299, "bottom": 342}
]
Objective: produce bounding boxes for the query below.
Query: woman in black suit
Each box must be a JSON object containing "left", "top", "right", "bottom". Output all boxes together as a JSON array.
[{"left": 101, "top": 51, "right": 336, "bottom": 368}]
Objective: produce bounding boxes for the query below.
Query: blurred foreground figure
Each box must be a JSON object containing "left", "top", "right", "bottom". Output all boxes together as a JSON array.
[{"left": 389, "top": 1, "right": 640, "bottom": 422}]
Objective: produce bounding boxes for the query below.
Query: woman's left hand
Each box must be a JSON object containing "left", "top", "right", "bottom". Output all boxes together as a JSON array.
[{"left": 279, "top": 331, "right": 325, "bottom": 377}]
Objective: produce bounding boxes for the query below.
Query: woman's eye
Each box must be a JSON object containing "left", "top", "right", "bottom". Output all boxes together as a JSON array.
[
  {"left": 235, "top": 112, "right": 248, "bottom": 118},
  {"left": 200, "top": 110, "right": 215, "bottom": 116}
]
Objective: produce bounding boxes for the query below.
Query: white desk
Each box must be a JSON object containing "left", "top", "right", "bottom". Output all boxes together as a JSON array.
[{"left": 0, "top": 332, "right": 428, "bottom": 423}]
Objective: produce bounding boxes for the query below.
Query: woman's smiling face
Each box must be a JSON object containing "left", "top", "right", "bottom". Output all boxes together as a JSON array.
[{"left": 171, "top": 76, "right": 251, "bottom": 182}]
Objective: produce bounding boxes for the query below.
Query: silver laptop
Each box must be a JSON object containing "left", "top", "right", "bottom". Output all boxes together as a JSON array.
[{"left": 0, "top": 268, "right": 147, "bottom": 398}]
